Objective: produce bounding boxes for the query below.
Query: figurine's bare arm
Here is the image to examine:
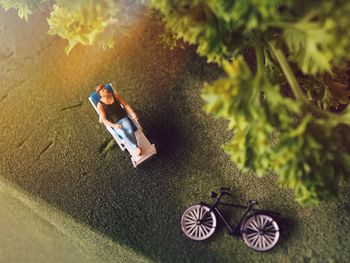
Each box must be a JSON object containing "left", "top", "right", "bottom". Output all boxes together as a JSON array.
[
  {"left": 97, "top": 102, "right": 123, "bottom": 129},
  {"left": 115, "top": 93, "right": 138, "bottom": 120}
]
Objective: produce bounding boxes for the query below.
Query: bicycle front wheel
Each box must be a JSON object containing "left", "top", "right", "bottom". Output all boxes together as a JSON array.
[
  {"left": 242, "top": 214, "right": 280, "bottom": 252},
  {"left": 181, "top": 204, "right": 217, "bottom": 241}
]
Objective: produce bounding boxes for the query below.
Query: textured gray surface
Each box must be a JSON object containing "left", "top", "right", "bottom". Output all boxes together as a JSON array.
[
  {"left": 0, "top": 177, "right": 149, "bottom": 263},
  {"left": 0, "top": 187, "right": 92, "bottom": 263}
]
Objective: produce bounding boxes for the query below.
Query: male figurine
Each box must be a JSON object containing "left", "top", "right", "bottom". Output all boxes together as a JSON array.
[{"left": 95, "top": 84, "right": 142, "bottom": 155}]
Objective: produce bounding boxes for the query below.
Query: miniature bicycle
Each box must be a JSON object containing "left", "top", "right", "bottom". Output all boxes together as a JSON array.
[{"left": 181, "top": 188, "right": 280, "bottom": 252}]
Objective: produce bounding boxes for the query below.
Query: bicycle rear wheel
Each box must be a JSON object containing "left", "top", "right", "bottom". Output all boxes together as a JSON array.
[
  {"left": 181, "top": 204, "right": 217, "bottom": 241},
  {"left": 242, "top": 214, "right": 280, "bottom": 251}
]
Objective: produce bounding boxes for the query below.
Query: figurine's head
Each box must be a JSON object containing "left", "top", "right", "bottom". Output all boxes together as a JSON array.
[{"left": 95, "top": 84, "right": 108, "bottom": 96}]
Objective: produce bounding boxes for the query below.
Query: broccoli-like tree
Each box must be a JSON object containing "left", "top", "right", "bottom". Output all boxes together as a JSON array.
[{"left": 150, "top": 0, "right": 350, "bottom": 205}]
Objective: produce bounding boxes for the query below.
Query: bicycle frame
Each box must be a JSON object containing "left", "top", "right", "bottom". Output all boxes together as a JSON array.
[
  {"left": 200, "top": 192, "right": 257, "bottom": 235},
  {"left": 181, "top": 189, "right": 281, "bottom": 251}
]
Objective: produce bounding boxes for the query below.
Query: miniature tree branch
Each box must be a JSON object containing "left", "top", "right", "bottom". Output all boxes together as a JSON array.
[{"left": 268, "top": 41, "right": 334, "bottom": 119}]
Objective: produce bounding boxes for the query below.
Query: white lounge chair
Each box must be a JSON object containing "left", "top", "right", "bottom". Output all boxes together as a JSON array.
[{"left": 89, "top": 83, "right": 156, "bottom": 167}]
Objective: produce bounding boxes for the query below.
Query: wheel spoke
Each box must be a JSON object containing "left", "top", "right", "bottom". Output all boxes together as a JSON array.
[
  {"left": 254, "top": 217, "right": 260, "bottom": 228},
  {"left": 250, "top": 234, "right": 259, "bottom": 244},
  {"left": 261, "top": 217, "right": 267, "bottom": 229},
  {"left": 202, "top": 224, "right": 212, "bottom": 233},
  {"left": 194, "top": 226, "right": 198, "bottom": 237},
  {"left": 264, "top": 233, "right": 278, "bottom": 240},
  {"left": 184, "top": 216, "right": 196, "bottom": 223},
  {"left": 196, "top": 225, "right": 201, "bottom": 237},
  {"left": 186, "top": 211, "right": 197, "bottom": 221},
  {"left": 193, "top": 226, "right": 199, "bottom": 237},
  {"left": 198, "top": 225, "right": 204, "bottom": 237},
  {"left": 261, "top": 216, "right": 266, "bottom": 229},
  {"left": 202, "top": 219, "right": 213, "bottom": 226},
  {"left": 242, "top": 214, "right": 280, "bottom": 251},
  {"left": 261, "top": 235, "right": 268, "bottom": 248},
  {"left": 255, "top": 236, "right": 261, "bottom": 248},
  {"left": 201, "top": 225, "right": 208, "bottom": 235},
  {"left": 187, "top": 223, "right": 197, "bottom": 232},
  {"left": 184, "top": 213, "right": 194, "bottom": 223},
  {"left": 193, "top": 207, "right": 199, "bottom": 219},
  {"left": 184, "top": 222, "right": 196, "bottom": 229},
  {"left": 251, "top": 219, "right": 260, "bottom": 230},
  {"left": 248, "top": 236, "right": 258, "bottom": 246},
  {"left": 262, "top": 235, "right": 272, "bottom": 246},
  {"left": 265, "top": 226, "right": 278, "bottom": 234},
  {"left": 259, "top": 236, "right": 265, "bottom": 248},
  {"left": 247, "top": 224, "right": 259, "bottom": 232},
  {"left": 263, "top": 223, "right": 275, "bottom": 231},
  {"left": 263, "top": 233, "right": 273, "bottom": 242},
  {"left": 198, "top": 206, "right": 202, "bottom": 219},
  {"left": 181, "top": 205, "right": 217, "bottom": 241},
  {"left": 184, "top": 219, "right": 196, "bottom": 225},
  {"left": 184, "top": 222, "right": 196, "bottom": 228},
  {"left": 189, "top": 226, "right": 194, "bottom": 237},
  {"left": 202, "top": 219, "right": 213, "bottom": 227},
  {"left": 199, "top": 206, "right": 206, "bottom": 219},
  {"left": 185, "top": 224, "right": 197, "bottom": 231},
  {"left": 246, "top": 232, "right": 258, "bottom": 238},
  {"left": 259, "top": 236, "right": 264, "bottom": 248},
  {"left": 204, "top": 217, "right": 213, "bottom": 223},
  {"left": 265, "top": 230, "right": 276, "bottom": 236},
  {"left": 197, "top": 206, "right": 202, "bottom": 219}
]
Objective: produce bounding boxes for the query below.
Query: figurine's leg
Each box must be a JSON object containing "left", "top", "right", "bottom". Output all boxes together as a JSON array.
[
  {"left": 118, "top": 117, "right": 138, "bottom": 147},
  {"left": 114, "top": 124, "right": 137, "bottom": 149}
]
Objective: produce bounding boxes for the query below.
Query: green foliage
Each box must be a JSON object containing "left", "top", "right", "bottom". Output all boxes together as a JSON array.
[
  {"left": 0, "top": 0, "right": 144, "bottom": 54},
  {"left": 157, "top": 25, "right": 185, "bottom": 50},
  {"left": 282, "top": 18, "right": 333, "bottom": 75},
  {"left": 203, "top": 56, "right": 350, "bottom": 205},
  {"left": 300, "top": 76, "right": 350, "bottom": 110},
  {"left": 275, "top": 116, "right": 350, "bottom": 204},
  {"left": 154, "top": 0, "right": 350, "bottom": 205},
  {"left": 202, "top": 57, "right": 296, "bottom": 178},
  {"left": 47, "top": 0, "right": 119, "bottom": 54},
  {"left": 0, "top": 0, "right": 46, "bottom": 21},
  {"left": 278, "top": 1, "right": 350, "bottom": 76},
  {"left": 150, "top": 0, "right": 290, "bottom": 64}
]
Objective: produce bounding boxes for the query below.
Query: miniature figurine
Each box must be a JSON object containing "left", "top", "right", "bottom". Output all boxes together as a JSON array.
[
  {"left": 95, "top": 84, "right": 142, "bottom": 156},
  {"left": 89, "top": 83, "right": 156, "bottom": 167}
]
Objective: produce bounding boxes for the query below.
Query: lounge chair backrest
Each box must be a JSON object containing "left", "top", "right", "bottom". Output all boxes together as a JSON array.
[{"left": 90, "top": 83, "right": 113, "bottom": 106}]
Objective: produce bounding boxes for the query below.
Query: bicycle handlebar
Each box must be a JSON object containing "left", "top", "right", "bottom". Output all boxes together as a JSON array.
[
  {"left": 210, "top": 188, "right": 233, "bottom": 206},
  {"left": 220, "top": 187, "right": 233, "bottom": 196},
  {"left": 211, "top": 189, "right": 258, "bottom": 208},
  {"left": 248, "top": 200, "right": 258, "bottom": 205}
]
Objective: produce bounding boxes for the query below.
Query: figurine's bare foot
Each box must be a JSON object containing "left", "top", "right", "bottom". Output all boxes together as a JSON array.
[{"left": 134, "top": 147, "right": 142, "bottom": 156}]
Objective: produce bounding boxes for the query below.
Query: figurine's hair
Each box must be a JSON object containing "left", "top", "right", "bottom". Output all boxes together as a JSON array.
[{"left": 95, "top": 84, "right": 105, "bottom": 93}]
